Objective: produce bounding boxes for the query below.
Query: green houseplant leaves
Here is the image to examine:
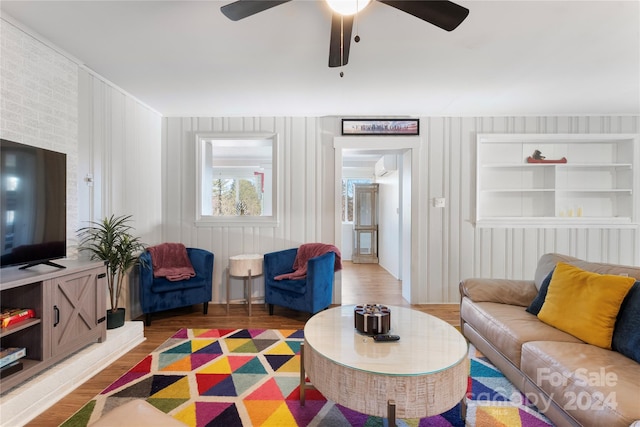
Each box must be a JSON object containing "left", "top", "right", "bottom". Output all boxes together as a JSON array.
[{"left": 78, "top": 215, "right": 146, "bottom": 313}]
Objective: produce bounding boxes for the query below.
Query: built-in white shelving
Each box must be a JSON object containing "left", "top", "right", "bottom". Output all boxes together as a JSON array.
[{"left": 476, "top": 133, "right": 639, "bottom": 227}]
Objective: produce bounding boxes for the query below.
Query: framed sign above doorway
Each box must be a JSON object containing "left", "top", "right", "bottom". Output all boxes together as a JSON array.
[{"left": 342, "top": 119, "right": 420, "bottom": 136}]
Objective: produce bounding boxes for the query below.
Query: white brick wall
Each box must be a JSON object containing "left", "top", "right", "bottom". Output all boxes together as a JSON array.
[{"left": 1, "top": 17, "right": 80, "bottom": 254}]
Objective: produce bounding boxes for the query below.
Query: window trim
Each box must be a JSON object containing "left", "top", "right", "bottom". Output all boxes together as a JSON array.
[{"left": 195, "top": 132, "right": 279, "bottom": 227}]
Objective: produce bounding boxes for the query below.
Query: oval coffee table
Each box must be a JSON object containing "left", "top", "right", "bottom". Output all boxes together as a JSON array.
[{"left": 301, "top": 305, "right": 468, "bottom": 425}]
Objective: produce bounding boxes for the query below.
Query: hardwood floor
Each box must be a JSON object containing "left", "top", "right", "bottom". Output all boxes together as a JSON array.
[
  {"left": 341, "top": 261, "right": 410, "bottom": 306},
  {"left": 25, "top": 262, "right": 459, "bottom": 426}
]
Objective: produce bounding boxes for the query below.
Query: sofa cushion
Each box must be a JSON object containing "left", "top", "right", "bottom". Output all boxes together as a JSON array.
[
  {"left": 530, "top": 255, "right": 640, "bottom": 315},
  {"left": 538, "top": 262, "right": 635, "bottom": 349},
  {"left": 612, "top": 281, "right": 640, "bottom": 363},
  {"left": 461, "top": 298, "right": 582, "bottom": 368},
  {"left": 526, "top": 268, "right": 554, "bottom": 315},
  {"left": 150, "top": 275, "right": 207, "bottom": 293},
  {"left": 267, "top": 277, "right": 307, "bottom": 295},
  {"left": 460, "top": 278, "right": 538, "bottom": 307},
  {"left": 534, "top": 253, "right": 640, "bottom": 290},
  {"left": 568, "top": 260, "right": 640, "bottom": 280},
  {"left": 521, "top": 341, "right": 640, "bottom": 427}
]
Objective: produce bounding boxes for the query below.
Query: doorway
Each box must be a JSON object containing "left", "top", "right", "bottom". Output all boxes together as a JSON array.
[{"left": 333, "top": 136, "right": 421, "bottom": 305}]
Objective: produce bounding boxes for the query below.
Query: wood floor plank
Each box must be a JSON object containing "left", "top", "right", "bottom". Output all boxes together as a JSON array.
[{"left": 23, "top": 262, "right": 459, "bottom": 426}]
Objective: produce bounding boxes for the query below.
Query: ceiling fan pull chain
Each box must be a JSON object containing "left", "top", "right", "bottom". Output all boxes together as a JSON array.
[
  {"left": 354, "top": 0, "right": 361, "bottom": 43},
  {"left": 340, "top": 15, "right": 345, "bottom": 77}
]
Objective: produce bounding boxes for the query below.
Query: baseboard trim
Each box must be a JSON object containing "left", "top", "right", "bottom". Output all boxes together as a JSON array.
[{"left": 0, "top": 321, "right": 145, "bottom": 426}]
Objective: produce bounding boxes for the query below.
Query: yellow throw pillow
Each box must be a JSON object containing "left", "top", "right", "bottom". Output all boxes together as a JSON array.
[{"left": 537, "top": 262, "right": 635, "bottom": 349}]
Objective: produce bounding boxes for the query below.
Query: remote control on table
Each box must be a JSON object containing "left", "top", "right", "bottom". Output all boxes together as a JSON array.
[{"left": 373, "top": 334, "right": 400, "bottom": 342}]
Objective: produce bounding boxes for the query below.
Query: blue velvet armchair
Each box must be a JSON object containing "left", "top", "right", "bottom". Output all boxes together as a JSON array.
[
  {"left": 264, "top": 247, "right": 335, "bottom": 315},
  {"left": 139, "top": 248, "right": 213, "bottom": 326}
]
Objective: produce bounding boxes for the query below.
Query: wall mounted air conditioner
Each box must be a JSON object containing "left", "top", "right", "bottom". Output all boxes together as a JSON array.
[{"left": 374, "top": 155, "right": 397, "bottom": 177}]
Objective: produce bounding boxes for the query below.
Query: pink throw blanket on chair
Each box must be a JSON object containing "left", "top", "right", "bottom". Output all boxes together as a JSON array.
[
  {"left": 148, "top": 243, "right": 196, "bottom": 281},
  {"left": 275, "top": 243, "right": 342, "bottom": 281}
]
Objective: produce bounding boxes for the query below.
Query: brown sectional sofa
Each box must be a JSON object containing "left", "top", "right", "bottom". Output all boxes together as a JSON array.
[{"left": 460, "top": 253, "right": 640, "bottom": 427}]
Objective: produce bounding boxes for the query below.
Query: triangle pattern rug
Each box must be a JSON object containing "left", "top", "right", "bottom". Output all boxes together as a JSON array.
[{"left": 62, "top": 328, "right": 553, "bottom": 427}]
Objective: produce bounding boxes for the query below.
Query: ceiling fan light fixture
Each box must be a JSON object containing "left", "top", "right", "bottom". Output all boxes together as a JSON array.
[{"left": 326, "top": 0, "right": 371, "bottom": 16}]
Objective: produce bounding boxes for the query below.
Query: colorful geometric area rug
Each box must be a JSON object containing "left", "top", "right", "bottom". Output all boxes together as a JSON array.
[{"left": 62, "top": 328, "right": 553, "bottom": 427}]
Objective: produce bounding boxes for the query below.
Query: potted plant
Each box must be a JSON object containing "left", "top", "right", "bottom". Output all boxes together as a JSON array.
[{"left": 78, "top": 214, "right": 146, "bottom": 329}]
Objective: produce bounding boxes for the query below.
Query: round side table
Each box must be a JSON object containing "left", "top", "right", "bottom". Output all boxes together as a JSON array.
[{"left": 226, "top": 254, "right": 264, "bottom": 316}]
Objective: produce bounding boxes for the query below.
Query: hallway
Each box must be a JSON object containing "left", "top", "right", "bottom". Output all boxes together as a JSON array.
[{"left": 341, "top": 261, "right": 409, "bottom": 307}]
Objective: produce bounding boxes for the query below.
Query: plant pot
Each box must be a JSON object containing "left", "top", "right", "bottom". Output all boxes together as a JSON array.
[{"left": 107, "top": 308, "right": 126, "bottom": 329}]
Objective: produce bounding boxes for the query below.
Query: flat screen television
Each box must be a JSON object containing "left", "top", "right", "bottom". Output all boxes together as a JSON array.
[{"left": 0, "top": 139, "right": 67, "bottom": 269}]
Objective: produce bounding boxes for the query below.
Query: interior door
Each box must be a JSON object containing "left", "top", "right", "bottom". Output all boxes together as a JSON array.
[{"left": 353, "top": 183, "right": 379, "bottom": 263}]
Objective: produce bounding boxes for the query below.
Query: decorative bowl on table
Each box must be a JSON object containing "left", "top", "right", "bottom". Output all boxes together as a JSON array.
[{"left": 354, "top": 304, "right": 391, "bottom": 335}]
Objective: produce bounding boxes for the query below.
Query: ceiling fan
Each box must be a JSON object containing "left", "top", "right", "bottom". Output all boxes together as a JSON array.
[{"left": 220, "top": 0, "right": 469, "bottom": 68}]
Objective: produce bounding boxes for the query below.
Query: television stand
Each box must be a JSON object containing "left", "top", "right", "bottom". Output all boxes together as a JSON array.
[
  {"left": 19, "top": 260, "right": 67, "bottom": 270},
  {"left": 0, "top": 259, "right": 107, "bottom": 392}
]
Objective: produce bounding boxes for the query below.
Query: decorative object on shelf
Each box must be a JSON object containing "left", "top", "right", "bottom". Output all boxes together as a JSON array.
[
  {"left": 1, "top": 307, "right": 35, "bottom": 328},
  {"left": 526, "top": 150, "right": 567, "bottom": 164},
  {"left": 78, "top": 215, "right": 147, "bottom": 329},
  {"left": 0, "top": 347, "right": 26, "bottom": 368},
  {"left": 354, "top": 304, "right": 391, "bottom": 335},
  {"left": 532, "top": 149, "right": 545, "bottom": 160},
  {"left": 559, "top": 206, "right": 584, "bottom": 218}
]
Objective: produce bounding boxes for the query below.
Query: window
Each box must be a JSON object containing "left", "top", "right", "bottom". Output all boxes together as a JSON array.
[
  {"left": 342, "top": 178, "right": 372, "bottom": 222},
  {"left": 196, "top": 133, "right": 278, "bottom": 226}
]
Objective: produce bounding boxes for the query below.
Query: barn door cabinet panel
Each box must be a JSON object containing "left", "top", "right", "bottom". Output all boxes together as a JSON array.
[
  {"left": 48, "top": 267, "right": 107, "bottom": 358},
  {"left": 0, "top": 260, "right": 106, "bottom": 392},
  {"left": 476, "top": 133, "right": 639, "bottom": 227}
]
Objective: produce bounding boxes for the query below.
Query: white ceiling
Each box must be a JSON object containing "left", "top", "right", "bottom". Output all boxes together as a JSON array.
[{"left": 1, "top": 0, "right": 639, "bottom": 118}]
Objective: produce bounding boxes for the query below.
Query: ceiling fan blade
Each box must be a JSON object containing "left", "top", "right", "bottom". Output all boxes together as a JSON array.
[
  {"left": 329, "top": 13, "right": 354, "bottom": 68},
  {"left": 221, "top": 0, "right": 292, "bottom": 21},
  {"left": 377, "top": 0, "right": 469, "bottom": 31}
]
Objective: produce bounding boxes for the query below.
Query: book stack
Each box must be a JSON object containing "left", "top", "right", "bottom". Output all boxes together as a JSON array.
[
  {"left": 0, "top": 347, "right": 26, "bottom": 378},
  {"left": 1, "top": 307, "right": 36, "bottom": 328}
]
